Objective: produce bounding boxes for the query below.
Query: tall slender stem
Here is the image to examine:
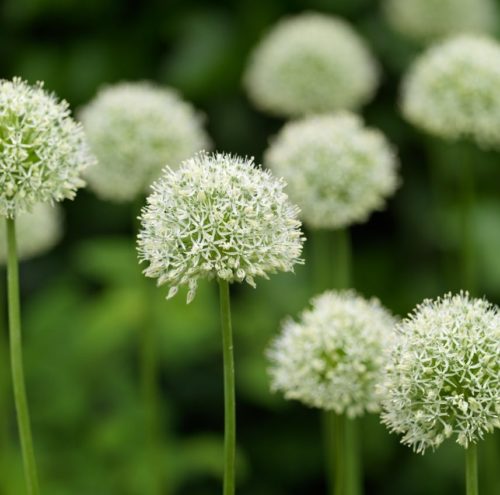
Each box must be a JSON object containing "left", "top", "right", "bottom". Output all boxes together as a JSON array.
[
  {"left": 465, "top": 444, "right": 478, "bottom": 495},
  {"left": 345, "top": 416, "right": 361, "bottom": 495},
  {"left": 333, "top": 413, "right": 345, "bottom": 495},
  {"left": 311, "top": 229, "right": 333, "bottom": 293},
  {"left": 459, "top": 147, "right": 475, "bottom": 294},
  {"left": 6, "top": 217, "right": 40, "bottom": 495},
  {"left": 331, "top": 228, "right": 351, "bottom": 290},
  {"left": 311, "top": 228, "right": 351, "bottom": 293},
  {"left": 0, "top": 268, "right": 9, "bottom": 492},
  {"left": 314, "top": 228, "right": 360, "bottom": 495},
  {"left": 323, "top": 410, "right": 339, "bottom": 495},
  {"left": 218, "top": 280, "right": 236, "bottom": 495}
]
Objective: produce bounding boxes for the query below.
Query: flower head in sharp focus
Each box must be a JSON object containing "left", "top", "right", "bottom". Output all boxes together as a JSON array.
[
  {"left": 0, "top": 203, "right": 62, "bottom": 262},
  {"left": 401, "top": 35, "right": 500, "bottom": 148},
  {"left": 383, "top": 0, "right": 498, "bottom": 43},
  {"left": 381, "top": 292, "right": 500, "bottom": 454},
  {"left": 264, "top": 113, "right": 399, "bottom": 229},
  {"left": 267, "top": 290, "right": 398, "bottom": 417},
  {"left": 243, "top": 12, "right": 379, "bottom": 117},
  {"left": 137, "top": 152, "right": 305, "bottom": 303},
  {"left": 80, "top": 81, "right": 210, "bottom": 202},
  {"left": 0, "top": 77, "right": 95, "bottom": 218}
]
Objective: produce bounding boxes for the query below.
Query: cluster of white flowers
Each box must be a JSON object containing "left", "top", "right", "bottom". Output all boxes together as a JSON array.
[
  {"left": 264, "top": 113, "right": 399, "bottom": 229},
  {"left": 401, "top": 35, "right": 500, "bottom": 148},
  {"left": 0, "top": 203, "right": 62, "bottom": 262},
  {"left": 243, "top": 12, "right": 379, "bottom": 117},
  {"left": 137, "top": 152, "right": 304, "bottom": 303},
  {"left": 80, "top": 82, "right": 210, "bottom": 202},
  {"left": 383, "top": 0, "right": 497, "bottom": 43},
  {"left": 381, "top": 292, "right": 500, "bottom": 454},
  {"left": 0, "top": 77, "right": 95, "bottom": 218},
  {"left": 268, "top": 290, "right": 397, "bottom": 417}
]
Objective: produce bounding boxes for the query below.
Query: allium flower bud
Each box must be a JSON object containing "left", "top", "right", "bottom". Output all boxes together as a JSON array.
[
  {"left": 137, "top": 151, "right": 304, "bottom": 303},
  {"left": 264, "top": 113, "right": 399, "bottom": 229},
  {"left": 243, "top": 12, "right": 379, "bottom": 117},
  {"left": 0, "top": 203, "right": 62, "bottom": 262},
  {"left": 381, "top": 292, "right": 500, "bottom": 453},
  {"left": 80, "top": 82, "right": 210, "bottom": 202},
  {"left": 401, "top": 35, "right": 500, "bottom": 148},
  {"left": 268, "top": 290, "right": 397, "bottom": 417},
  {"left": 0, "top": 77, "right": 95, "bottom": 218},
  {"left": 383, "top": 0, "right": 497, "bottom": 43}
]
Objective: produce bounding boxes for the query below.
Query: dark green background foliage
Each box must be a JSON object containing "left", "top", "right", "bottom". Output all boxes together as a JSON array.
[{"left": 1, "top": 0, "right": 499, "bottom": 493}]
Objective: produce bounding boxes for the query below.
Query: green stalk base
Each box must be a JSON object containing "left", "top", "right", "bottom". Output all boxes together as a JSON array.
[
  {"left": 218, "top": 280, "right": 236, "bottom": 495},
  {"left": 6, "top": 218, "right": 40, "bottom": 495}
]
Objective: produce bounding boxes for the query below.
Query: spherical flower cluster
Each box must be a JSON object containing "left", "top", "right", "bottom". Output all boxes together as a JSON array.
[
  {"left": 0, "top": 77, "right": 95, "bottom": 218},
  {"left": 243, "top": 12, "right": 379, "bottom": 117},
  {"left": 80, "top": 82, "right": 210, "bottom": 202},
  {"left": 401, "top": 35, "right": 500, "bottom": 148},
  {"left": 267, "top": 290, "right": 397, "bottom": 417},
  {"left": 381, "top": 292, "right": 500, "bottom": 454},
  {"left": 264, "top": 113, "right": 399, "bottom": 229},
  {"left": 383, "top": 0, "right": 497, "bottom": 43},
  {"left": 137, "top": 152, "right": 304, "bottom": 303},
  {"left": 0, "top": 203, "right": 62, "bottom": 262}
]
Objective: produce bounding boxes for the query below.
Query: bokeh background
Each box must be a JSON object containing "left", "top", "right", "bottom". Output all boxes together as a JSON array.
[{"left": 1, "top": 0, "right": 500, "bottom": 494}]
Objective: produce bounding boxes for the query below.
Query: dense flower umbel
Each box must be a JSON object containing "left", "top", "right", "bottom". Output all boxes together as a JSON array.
[
  {"left": 0, "top": 78, "right": 95, "bottom": 218},
  {"left": 268, "top": 291, "right": 397, "bottom": 417},
  {"left": 401, "top": 35, "right": 500, "bottom": 148},
  {"left": 0, "top": 203, "right": 62, "bottom": 262},
  {"left": 80, "top": 82, "right": 210, "bottom": 202},
  {"left": 244, "top": 12, "right": 379, "bottom": 117},
  {"left": 381, "top": 293, "right": 500, "bottom": 454},
  {"left": 383, "top": 0, "right": 497, "bottom": 43},
  {"left": 137, "top": 152, "right": 304, "bottom": 303},
  {"left": 264, "top": 113, "right": 399, "bottom": 229}
]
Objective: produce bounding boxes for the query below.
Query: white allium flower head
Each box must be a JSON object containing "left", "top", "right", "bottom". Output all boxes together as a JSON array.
[
  {"left": 401, "top": 35, "right": 500, "bottom": 148},
  {"left": 80, "top": 81, "right": 210, "bottom": 202},
  {"left": 0, "top": 77, "right": 95, "bottom": 218},
  {"left": 383, "top": 0, "right": 498, "bottom": 43},
  {"left": 137, "top": 151, "right": 305, "bottom": 303},
  {"left": 264, "top": 113, "right": 399, "bottom": 229},
  {"left": 0, "top": 203, "right": 62, "bottom": 262},
  {"left": 268, "top": 290, "right": 398, "bottom": 417},
  {"left": 381, "top": 292, "right": 500, "bottom": 454},
  {"left": 243, "top": 12, "right": 379, "bottom": 117}
]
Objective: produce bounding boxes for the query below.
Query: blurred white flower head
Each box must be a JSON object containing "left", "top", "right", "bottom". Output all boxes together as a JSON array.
[
  {"left": 0, "top": 77, "right": 95, "bottom": 218},
  {"left": 137, "top": 151, "right": 305, "bottom": 303},
  {"left": 401, "top": 35, "right": 500, "bottom": 148},
  {"left": 381, "top": 292, "right": 500, "bottom": 454},
  {"left": 80, "top": 81, "right": 210, "bottom": 202},
  {"left": 0, "top": 203, "right": 62, "bottom": 262},
  {"left": 268, "top": 290, "right": 397, "bottom": 417},
  {"left": 244, "top": 12, "right": 379, "bottom": 117},
  {"left": 383, "top": 0, "right": 498, "bottom": 43},
  {"left": 264, "top": 113, "right": 399, "bottom": 229}
]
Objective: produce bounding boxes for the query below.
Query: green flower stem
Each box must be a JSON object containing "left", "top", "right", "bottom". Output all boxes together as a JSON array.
[
  {"left": 6, "top": 217, "right": 40, "bottom": 495},
  {"left": 323, "top": 410, "right": 340, "bottom": 495},
  {"left": 466, "top": 444, "right": 478, "bottom": 495},
  {"left": 331, "top": 228, "right": 351, "bottom": 290},
  {"left": 345, "top": 416, "right": 361, "bottom": 495},
  {"left": 311, "top": 228, "right": 351, "bottom": 293},
  {"left": 459, "top": 146, "right": 475, "bottom": 294},
  {"left": 218, "top": 279, "right": 236, "bottom": 495},
  {"left": 314, "top": 228, "right": 360, "bottom": 495},
  {"left": 311, "top": 229, "right": 333, "bottom": 293},
  {"left": 0, "top": 269, "right": 9, "bottom": 491}
]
